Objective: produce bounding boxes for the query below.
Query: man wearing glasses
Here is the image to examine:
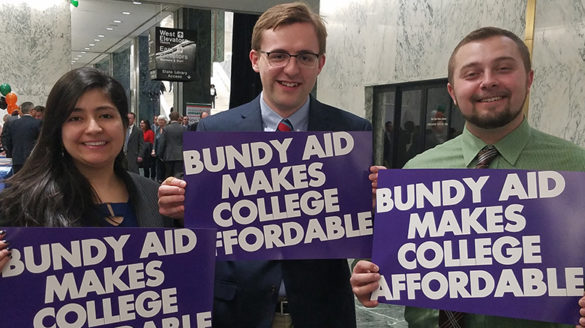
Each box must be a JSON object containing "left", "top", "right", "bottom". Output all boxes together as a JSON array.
[{"left": 158, "top": 2, "right": 371, "bottom": 327}]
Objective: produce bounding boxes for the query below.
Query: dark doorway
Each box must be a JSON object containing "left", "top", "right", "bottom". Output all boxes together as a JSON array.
[{"left": 373, "top": 79, "right": 465, "bottom": 168}]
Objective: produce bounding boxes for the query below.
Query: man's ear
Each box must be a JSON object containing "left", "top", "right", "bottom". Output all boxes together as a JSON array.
[
  {"left": 250, "top": 50, "right": 260, "bottom": 73},
  {"left": 526, "top": 70, "right": 534, "bottom": 90},
  {"left": 316, "top": 53, "right": 326, "bottom": 74},
  {"left": 447, "top": 82, "right": 457, "bottom": 106}
]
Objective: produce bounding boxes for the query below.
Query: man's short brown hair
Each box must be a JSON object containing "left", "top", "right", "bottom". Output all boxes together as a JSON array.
[
  {"left": 169, "top": 111, "right": 180, "bottom": 121},
  {"left": 251, "top": 2, "right": 327, "bottom": 55},
  {"left": 448, "top": 27, "right": 532, "bottom": 85}
]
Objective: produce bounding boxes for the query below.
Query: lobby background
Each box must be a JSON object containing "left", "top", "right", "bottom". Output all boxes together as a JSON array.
[{"left": 317, "top": 0, "right": 585, "bottom": 147}]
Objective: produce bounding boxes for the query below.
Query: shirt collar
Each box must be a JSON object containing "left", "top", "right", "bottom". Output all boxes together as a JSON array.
[
  {"left": 260, "top": 91, "right": 310, "bottom": 132},
  {"left": 461, "top": 118, "right": 531, "bottom": 167}
]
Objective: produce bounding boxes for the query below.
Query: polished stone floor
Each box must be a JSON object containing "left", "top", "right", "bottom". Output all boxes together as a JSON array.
[{"left": 355, "top": 299, "right": 407, "bottom": 327}]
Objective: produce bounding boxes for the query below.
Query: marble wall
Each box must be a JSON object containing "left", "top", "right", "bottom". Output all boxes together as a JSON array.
[
  {"left": 112, "top": 45, "right": 132, "bottom": 109},
  {"left": 138, "top": 35, "right": 162, "bottom": 121},
  {"left": 529, "top": 0, "right": 585, "bottom": 147},
  {"left": 211, "top": 10, "right": 225, "bottom": 63},
  {"left": 318, "top": 0, "right": 526, "bottom": 120},
  {"left": 318, "top": 0, "right": 585, "bottom": 148},
  {"left": 94, "top": 57, "right": 111, "bottom": 75},
  {"left": 0, "top": 1, "right": 70, "bottom": 110}
]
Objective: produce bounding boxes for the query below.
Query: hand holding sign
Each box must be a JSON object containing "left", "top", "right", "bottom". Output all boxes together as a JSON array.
[
  {"left": 350, "top": 260, "right": 381, "bottom": 308},
  {"left": 579, "top": 295, "right": 585, "bottom": 328},
  {"left": 183, "top": 131, "right": 373, "bottom": 260},
  {"left": 158, "top": 177, "right": 187, "bottom": 219},
  {"left": 369, "top": 165, "right": 387, "bottom": 207},
  {"left": 371, "top": 169, "right": 585, "bottom": 325},
  {"left": 0, "top": 227, "right": 216, "bottom": 328},
  {"left": 0, "top": 230, "right": 9, "bottom": 272}
]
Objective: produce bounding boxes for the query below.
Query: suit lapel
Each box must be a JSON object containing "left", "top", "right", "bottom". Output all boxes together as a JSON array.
[
  {"left": 238, "top": 95, "right": 264, "bottom": 131},
  {"left": 308, "top": 96, "right": 331, "bottom": 131}
]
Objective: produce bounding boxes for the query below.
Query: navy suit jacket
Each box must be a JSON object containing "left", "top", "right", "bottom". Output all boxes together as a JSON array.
[
  {"left": 5, "top": 115, "right": 41, "bottom": 166},
  {"left": 198, "top": 95, "right": 372, "bottom": 328}
]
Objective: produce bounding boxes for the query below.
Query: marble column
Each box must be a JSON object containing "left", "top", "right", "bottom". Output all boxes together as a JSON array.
[
  {"left": 138, "top": 35, "right": 161, "bottom": 121},
  {"left": 0, "top": 1, "right": 70, "bottom": 110},
  {"left": 529, "top": 0, "right": 585, "bottom": 147}
]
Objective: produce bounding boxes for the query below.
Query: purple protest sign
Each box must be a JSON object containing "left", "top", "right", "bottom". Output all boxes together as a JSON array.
[
  {"left": 0, "top": 227, "right": 216, "bottom": 328},
  {"left": 183, "top": 131, "right": 373, "bottom": 260},
  {"left": 371, "top": 169, "right": 585, "bottom": 325}
]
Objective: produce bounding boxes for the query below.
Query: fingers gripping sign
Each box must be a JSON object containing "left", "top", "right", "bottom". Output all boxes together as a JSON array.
[
  {"left": 158, "top": 177, "right": 187, "bottom": 220},
  {"left": 350, "top": 260, "right": 381, "bottom": 308}
]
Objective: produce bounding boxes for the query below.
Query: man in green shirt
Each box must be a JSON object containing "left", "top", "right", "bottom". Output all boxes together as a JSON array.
[{"left": 351, "top": 26, "right": 585, "bottom": 327}]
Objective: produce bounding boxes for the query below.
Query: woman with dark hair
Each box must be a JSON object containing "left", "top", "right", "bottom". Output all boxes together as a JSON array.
[
  {"left": 0, "top": 68, "right": 173, "bottom": 265},
  {"left": 140, "top": 119, "right": 155, "bottom": 179}
]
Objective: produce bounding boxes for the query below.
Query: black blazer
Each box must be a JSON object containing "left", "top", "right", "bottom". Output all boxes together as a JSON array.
[
  {"left": 159, "top": 121, "right": 185, "bottom": 162},
  {"left": 197, "top": 95, "right": 372, "bottom": 328},
  {"left": 125, "top": 172, "right": 174, "bottom": 228},
  {"left": 126, "top": 125, "right": 143, "bottom": 173},
  {"left": 4, "top": 115, "right": 41, "bottom": 166}
]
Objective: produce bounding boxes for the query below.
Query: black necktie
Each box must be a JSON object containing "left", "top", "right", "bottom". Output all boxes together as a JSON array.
[
  {"left": 439, "top": 145, "right": 499, "bottom": 328},
  {"left": 439, "top": 310, "right": 465, "bottom": 328},
  {"left": 475, "top": 145, "right": 498, "bottom": 168}
]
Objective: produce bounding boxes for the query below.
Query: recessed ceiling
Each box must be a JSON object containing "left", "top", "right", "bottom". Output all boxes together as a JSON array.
[
  {"left": 71, "top": 0, "right": 178, "bottom": 68},
  {"left": 70, "top": 0, "right": 310, "bottom": 68}
]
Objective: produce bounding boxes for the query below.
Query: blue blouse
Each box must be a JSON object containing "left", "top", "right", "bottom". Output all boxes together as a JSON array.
[{"left": 99, "top": 201, "right": 138, "bottom": 227}]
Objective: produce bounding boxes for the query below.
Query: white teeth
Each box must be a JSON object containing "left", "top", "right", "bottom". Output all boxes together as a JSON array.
[
  {"left": 480, "top": 96, "right": 503, "bottom": 102},
  {"left": 85, "top": 141, "right": 106, "bottom": 146},
  {"left": 280, "top": 81, "right": 299, "bottom": 87}
]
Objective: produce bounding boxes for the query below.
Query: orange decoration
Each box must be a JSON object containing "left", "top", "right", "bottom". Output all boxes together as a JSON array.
[{"left": 5, "top": 92, "right": 17, "bottom": 106}]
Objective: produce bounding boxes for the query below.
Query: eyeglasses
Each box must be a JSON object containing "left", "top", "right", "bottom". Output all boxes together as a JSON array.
[{"left": 258, "top": 50, "right": 320, "bottom": 68}]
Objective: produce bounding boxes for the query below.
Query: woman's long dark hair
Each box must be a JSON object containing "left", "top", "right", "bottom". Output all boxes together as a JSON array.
[
  {"left": 0, "top": 67, "right": 129, "bottom": 227},
  {"left": 141, "top": 119, "right": 152, "bottom": 131}
]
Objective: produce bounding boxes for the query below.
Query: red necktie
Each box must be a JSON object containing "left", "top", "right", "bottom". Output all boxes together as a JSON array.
[{"left": 277, "top": 119, "right": 293, "bottom": 132}]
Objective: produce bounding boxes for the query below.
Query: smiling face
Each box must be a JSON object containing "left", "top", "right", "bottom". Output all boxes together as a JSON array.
[
  {"left": 250, "top": 22, "right": 325, "bottom": 118},
  {"left": 61, "top": 88, "right": 125, "bottom": 172},
  {"left": 448, "top": 35, "right": 533, "bottom": 136}
]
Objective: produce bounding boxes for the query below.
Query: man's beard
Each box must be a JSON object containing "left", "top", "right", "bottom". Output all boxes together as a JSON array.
[{"left": 459, "top": 92, "right": 527, "bottom": 129}]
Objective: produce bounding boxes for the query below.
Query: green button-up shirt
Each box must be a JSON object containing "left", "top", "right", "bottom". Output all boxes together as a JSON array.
[{"left": 402, "top": 119, "right": 585, "bottom": 328}]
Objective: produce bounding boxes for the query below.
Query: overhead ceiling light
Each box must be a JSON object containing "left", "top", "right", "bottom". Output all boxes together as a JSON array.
[
  {"left": 98, "top": 34, "right": 105, "bottom": 38},
  {"left": 84, "top": 47, "right": 90, "bottom": 50},
  {"left": 94, "top": 39, "right": 101, "bottom": 42},
  {"left": 81, "top": 51, "right": 87, "bottom": 54},
  {"left": 113, "top": 20, "right": 122, "bottom": 23},
  {"left": 133, "top": 1, "right": 142, "bottom": 4},
  {"left": 106, "top": 27, "right": 114, "bottom": 31},
  {"left": 122, "top": 11, "right": 131, "bottom": 15},
  {"left": 89, "top": 43, "right": 95, "bottom": 47}
]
